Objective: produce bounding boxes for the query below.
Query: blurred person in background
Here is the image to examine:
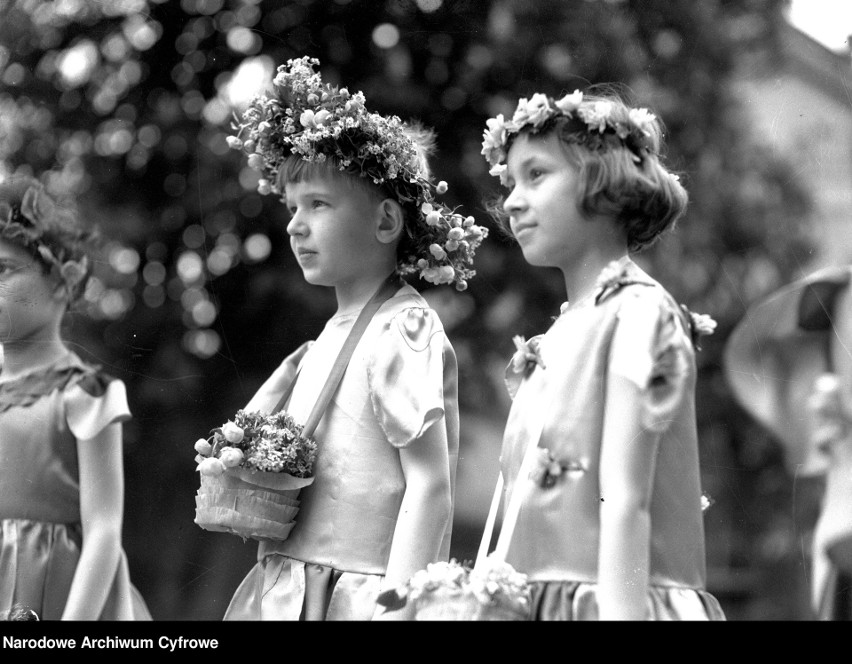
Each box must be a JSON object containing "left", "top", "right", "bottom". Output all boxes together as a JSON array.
[{"left": 725, "top": 265, "right": 852, "bottom": 620}]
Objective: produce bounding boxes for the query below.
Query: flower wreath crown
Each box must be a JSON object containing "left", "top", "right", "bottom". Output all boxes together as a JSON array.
[
  {"left": 0, "top": 181, "right": 90, "bottom": 301},
  {"left": 481, "top": 91, "right": 659, "bottom": 185},
  {"left": 228, "top": 56, "right": 489, "bottom": 291}
]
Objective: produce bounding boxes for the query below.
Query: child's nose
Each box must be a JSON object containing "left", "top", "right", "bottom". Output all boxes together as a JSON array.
[
  {"left": 503, "top": 187, "right": 524, "bottom": 214},
  {"left": 286, "top": 211, "right": 304, "bottom": 236}
]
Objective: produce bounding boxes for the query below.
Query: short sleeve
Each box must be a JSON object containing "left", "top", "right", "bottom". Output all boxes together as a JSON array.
[
  {"left": 609, "top": 288, "right": 692, "bottom": 433},
  {"left": 367, "top": 307, "right": 447, "bottom": 448},
  {"left": 64, "top": 371, "right": 132, "bottom": 441}
]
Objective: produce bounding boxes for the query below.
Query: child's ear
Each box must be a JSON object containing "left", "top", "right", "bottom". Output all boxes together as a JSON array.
[{"left": 376, "top": 198, "right": 405, "bottom": 245}]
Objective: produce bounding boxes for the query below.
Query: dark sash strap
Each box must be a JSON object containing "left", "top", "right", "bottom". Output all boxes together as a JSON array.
[{"left": 273, "top": 273, "right": 402, "bottom": 438}]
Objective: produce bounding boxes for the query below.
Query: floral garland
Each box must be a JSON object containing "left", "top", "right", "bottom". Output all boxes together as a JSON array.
[
  {"left": 0, "top": 180, "right": 90, "bottom": 300},
  {"left": 228, "top": 56, "right": 489, "bottom": 291},
  {"left": 481, "top": 91, "right": 659, "bottom": 185}
]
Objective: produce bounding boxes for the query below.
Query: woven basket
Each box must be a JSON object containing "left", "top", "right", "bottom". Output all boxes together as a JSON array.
[
  {"left": 194, "top": 467, "right": 314, "bottom": 542},
  {"left": 414, "top": 587, "right": 529, "bottom": 621}
]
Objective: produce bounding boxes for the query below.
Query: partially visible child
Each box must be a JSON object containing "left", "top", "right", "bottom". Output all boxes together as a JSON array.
[
  {"left": 0, "top": 175, "right": 151, "bottom": 620},
  {"left": 479, "top": 88, "right": 725, "bottom": 620},
  {"left": 221, "top": 57, "right": 488, "bottom": 620},
  {"left": 725, "top": 265, "right": 852, "bottom": 619}
]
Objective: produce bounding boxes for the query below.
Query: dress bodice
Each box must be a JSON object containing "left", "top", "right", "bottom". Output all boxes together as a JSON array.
[
  {"left": 500, "top": 261, "right": 709, "bottom": 590},
  {"left": 260, "top": 285, "right": 459, "bottom": 574}
]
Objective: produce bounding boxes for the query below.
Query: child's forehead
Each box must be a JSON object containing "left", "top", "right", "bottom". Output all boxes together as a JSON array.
[
  {"left": 283, "top": 171, "right": 343, "bottom": 190},
  {"left": 282, "top": 171, "right": 378, "bottom": 202},
  {"left": 506, "top": 132, "right": 569, "bottom": 168}
]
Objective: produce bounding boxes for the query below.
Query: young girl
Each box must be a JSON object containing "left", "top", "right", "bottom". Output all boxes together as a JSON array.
[
  {"left": 480, "top": 88, "right": 725, "bottom": 620},
  {"left": 221, "top": 57, "right": 488, "bottom": 621},
  {"left": 0, "top": 175, "right": 151, "bottom": 621}
]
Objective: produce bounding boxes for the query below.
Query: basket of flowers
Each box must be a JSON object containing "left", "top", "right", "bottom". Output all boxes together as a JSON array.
[
  {"left": 378, "top": 555, "right": 530, "bottom": 621},
  {"left": 193, "top": 409, "right": 318, "bottom": 542}
]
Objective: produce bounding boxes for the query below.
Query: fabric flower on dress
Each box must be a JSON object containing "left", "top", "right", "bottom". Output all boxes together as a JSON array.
[
  {"left": 594, "top": 259, "right": 639, "bottom": 305},
  {"left": 510, "top": 335, "right": 545, "bottom": 376},
  {"left": 529, "top": 447, "right": 585, "bottom": 489},
  {"left": 680, "top": 305, "right": 717, "bottom": 351}
]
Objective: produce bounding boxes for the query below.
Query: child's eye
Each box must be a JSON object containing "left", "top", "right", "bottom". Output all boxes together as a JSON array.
[
  {"left": 311, "top": 199, "right": 327, "bottom": 209},
  {"left": 528, "top": 168, "right": 544, "bottom": 180}
]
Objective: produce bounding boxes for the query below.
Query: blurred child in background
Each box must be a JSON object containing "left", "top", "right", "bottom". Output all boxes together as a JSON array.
[{"left": 0, "top": 175, "right": 151, "bottom": 620}]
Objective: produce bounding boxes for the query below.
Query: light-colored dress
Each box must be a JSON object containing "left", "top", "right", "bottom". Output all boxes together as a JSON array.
[
  {"left": 0, "top": 352, "right": 152, "bottom": 620},
  {"left": 500, "top": 258, "right": 725, "bottom": 620},
  {"left": 225, "top": 283, "right": 459, "bottom": 620}
]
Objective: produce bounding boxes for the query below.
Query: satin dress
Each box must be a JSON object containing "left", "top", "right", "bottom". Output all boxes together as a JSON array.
[
  {"left": 0, "top": 352, "right": 151, "bottom": 620},
  {"left": 499, "top": 258, "right": 725, "bottom": 620},
  {"left": 225, "top": 284, "right": 459, "bottom": 620}
]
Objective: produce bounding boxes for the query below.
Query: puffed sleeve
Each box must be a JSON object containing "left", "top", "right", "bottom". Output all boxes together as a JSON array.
[
  {"left": 367, "top": 307, "right": 447, "bottom": 448},
  {"left": 609, "top": 288, "right": 692, "bottom": 433},
  {"left": 64, "top": 371, "right": 132, "bottom": 441}
]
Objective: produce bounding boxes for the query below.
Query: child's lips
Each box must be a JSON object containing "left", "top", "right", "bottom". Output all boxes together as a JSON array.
[
  {"left": 294, "top": 247, "right": 317, "bottom": 260},
  {"left": 512, "top": 222, "right": 536, "bottom": 240}
]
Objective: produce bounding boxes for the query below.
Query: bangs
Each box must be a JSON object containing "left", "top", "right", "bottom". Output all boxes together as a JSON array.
[{"left": 276, "top": 156, "right": 368, "bottom": 194}]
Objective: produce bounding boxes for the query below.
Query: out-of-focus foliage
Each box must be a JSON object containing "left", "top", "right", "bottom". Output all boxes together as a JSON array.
[{"left": 0, "top": 0, "right": 819, "bottom": 619}]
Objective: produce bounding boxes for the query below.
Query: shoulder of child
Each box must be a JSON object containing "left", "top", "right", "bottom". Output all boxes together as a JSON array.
[
  {"left": 368, "top": 298, "right": 450, "bottom": 449},
  {"left": 64, "top": 359, "right": 131, "bottom": 441},
  {"left": 613, "top": 282, "right": 716, "bottom": 353}
]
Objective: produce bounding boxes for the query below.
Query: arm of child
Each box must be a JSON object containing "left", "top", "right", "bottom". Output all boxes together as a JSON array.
[
  {"left": 61, "top": 422, "right": 125, "bottom": 620},
  {"left": 597, "top": 290, "right": 681, "bottom": 620},
  {"left": 371, "top": 421, "right": 453, "bottom": 621},
  {"left": 597, "top": 373, "right": 661, "bottom": 620}
]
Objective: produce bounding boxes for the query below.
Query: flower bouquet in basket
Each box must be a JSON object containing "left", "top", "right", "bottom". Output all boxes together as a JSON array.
[
  {"left": 193, "top": 409, "right": 318, "bottom": 542},
  {"left": 377, "top": 555, "right": 531, "bottom": 621}
]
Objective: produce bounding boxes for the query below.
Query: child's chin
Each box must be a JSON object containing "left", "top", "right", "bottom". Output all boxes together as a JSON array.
[{"left": 299, "top": 270, "right": 332, "bottom": 288}]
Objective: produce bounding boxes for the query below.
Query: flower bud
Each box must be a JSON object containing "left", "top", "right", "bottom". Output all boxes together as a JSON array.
[
  {"left": 429, "top": 244, "right": 447, "bottom": 260},
  {"left": 436, "top": 181, "right": 448, "bottom": 194},
  {"left": 222, "top": 421, "right": 245, "bottom": 444},
  {"left": 247, "top": 153, "right": 264, "bottom": 171},
  {"left": 219, "top": 447, "right": 245, "bottom": 468},
  {"left": 198, "top": 457, "right": 226, "bottom": 476},
  {"left": 194, "top": 438, "right": 213, "bottom": 456}
]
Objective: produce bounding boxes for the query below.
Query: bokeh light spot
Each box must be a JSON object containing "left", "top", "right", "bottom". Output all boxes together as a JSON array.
[
  {"left": 372, "top": 23, "right": 400, "bottom": 49},
  {"left": 243, "top": 233, "right": 271, "bottom": 263}
]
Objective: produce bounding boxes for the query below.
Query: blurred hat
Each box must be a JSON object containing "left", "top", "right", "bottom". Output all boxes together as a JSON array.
[{"left": 723, "top": 265, "right": 852, "bottom": 476}]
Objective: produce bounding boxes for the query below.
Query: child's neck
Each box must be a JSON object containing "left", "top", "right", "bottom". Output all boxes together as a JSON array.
[
  {"left": 562, "top": 247, "right": 629, "bottom": 309},
  {"left": 333, "top": 270, "right": 397, "bottom": 318},
  {"left": 0, "top": 338, "right": 70, "bottom": 379}
]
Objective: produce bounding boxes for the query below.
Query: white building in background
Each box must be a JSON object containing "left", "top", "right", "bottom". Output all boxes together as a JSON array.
[{"left": 734, "top": 19, "right": 852, "bottom": 274}]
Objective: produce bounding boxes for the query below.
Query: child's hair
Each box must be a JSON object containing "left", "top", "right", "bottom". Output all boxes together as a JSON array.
[
  {"left": 229, "top": 56, "right": 488, "bottom": 291},
  {"left": 275, "top": 122, "right": 436, "bottom": 267},
  {"left": 482, "top": 86, "right": 688, "bottom": 252},
  {"left": 0, "top": 174, "right": 97, "bottom": 303}
]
